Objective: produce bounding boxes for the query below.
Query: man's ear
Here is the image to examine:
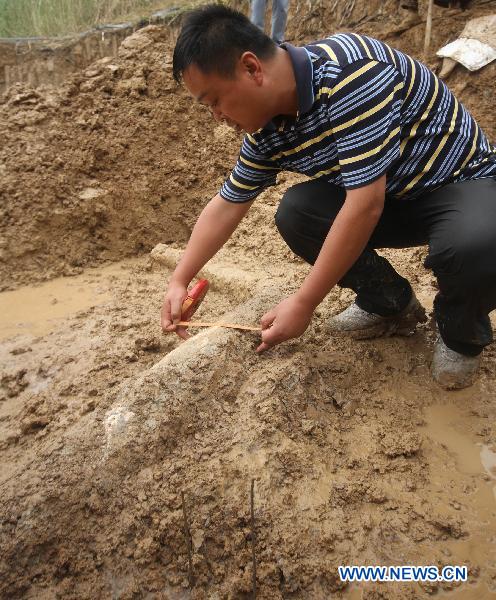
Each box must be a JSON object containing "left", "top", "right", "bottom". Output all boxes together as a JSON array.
[{"left": 239, "top": 51, "right": 263, "bottom": 84}]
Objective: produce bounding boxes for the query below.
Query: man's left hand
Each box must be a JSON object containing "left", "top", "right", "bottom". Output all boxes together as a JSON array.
[{"left": 256, "top": 293, "right": 314, "bottom": 353}]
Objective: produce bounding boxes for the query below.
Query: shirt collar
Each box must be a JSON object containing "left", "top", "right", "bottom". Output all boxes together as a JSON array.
[{"left": 263, "top": 43, "right": 314, "bottom": 132}]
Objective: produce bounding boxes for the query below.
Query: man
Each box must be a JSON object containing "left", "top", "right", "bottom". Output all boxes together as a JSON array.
[
  {"left": 250, "top": 0, "right": 289, "bottom": 45},
  {"left": 161, "top": 4, "right": 496, "bottom": 389}
]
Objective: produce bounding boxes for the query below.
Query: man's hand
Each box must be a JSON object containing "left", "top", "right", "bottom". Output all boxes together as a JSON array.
[
  {"left": 256, "top": 293, "right": 314, "bottom": 353},
  {"left": 159, "top": 193, "right": 254, "bottom": 341},
  {"left": 161, "top": 280, "right": 190, "bottom": 340}
]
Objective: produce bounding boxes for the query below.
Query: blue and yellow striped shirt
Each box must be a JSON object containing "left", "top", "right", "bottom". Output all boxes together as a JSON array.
[{"left": 220, "top": 33, "right": 496, "bottom": 202}]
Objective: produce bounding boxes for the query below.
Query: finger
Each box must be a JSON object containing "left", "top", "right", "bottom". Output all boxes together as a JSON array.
[
  {"left": 256, "top": 341, "right": 272, "bottom": 353},
  {"left": 162, "top": 315, "right": 174, "bottom": 329},
  {"left": 170, "top": 298, "right": 184, "bottom": 325},
  {"left": 161, "top": 299, "right": 173, "bottom": 331},
  {"left": 261, "top": 326, "right": 288, "bottom": 348},
  {"left": 257, "top": 325, "right": 283, "bottom": 352},
  {"left": 176, "top": 326, "right": 190, "bottom": 340},
  {"left": 260, "top": 310, "right": 276, "bottom": 330}
]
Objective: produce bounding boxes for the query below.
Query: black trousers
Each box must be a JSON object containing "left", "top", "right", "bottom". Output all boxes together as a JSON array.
[{"left": 275, "top": 177, "right": 496, "bottom": 356}]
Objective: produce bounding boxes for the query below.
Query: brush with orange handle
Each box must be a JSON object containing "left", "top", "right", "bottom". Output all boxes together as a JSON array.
[{"left": 179, "top": 279, "right": 261, "bottom": 331}]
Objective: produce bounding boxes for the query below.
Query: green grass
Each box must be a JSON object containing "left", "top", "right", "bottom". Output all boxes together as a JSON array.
[{"left": 0, "top": 0, "right": 188, "bottom": 38}]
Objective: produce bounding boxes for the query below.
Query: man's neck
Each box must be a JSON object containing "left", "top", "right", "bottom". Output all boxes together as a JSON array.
[{"left": 268, "top": 46, "right": 299, "bottom": 119}]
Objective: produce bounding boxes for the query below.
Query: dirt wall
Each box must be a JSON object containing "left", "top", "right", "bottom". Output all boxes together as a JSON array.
[
  {"left": 0, "top": 8, "right": 179, "bottom": 94},
  {"left": 0, "top": 25, "right": 243, "bottom": 291}
]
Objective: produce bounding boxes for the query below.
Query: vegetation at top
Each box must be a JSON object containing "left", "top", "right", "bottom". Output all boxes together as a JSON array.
[{"left": 0, "top": 0, "right": 190, "bottom": 38}]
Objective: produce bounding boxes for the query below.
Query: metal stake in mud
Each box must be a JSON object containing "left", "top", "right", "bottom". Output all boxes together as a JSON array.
[
  {"left": 181, "top": 491, "right": 195, "bottom": 587},
  {"left": 251, "top": 478, "right": 257, "bottom": 599}
]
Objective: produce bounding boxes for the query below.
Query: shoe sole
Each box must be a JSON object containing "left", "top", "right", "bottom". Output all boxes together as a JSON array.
[
  {"left": 432, "top": 370, "right": 477, "bottom": 390},
  {"left": 331, "top": 300, "right": 427, "bottom": 340}
]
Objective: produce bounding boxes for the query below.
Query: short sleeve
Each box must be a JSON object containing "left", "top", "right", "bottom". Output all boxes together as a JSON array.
[
  {"left": 328, "top": 60, "right": 404, "bottom": 189},
  {"left": 220, "top": 134, "right": 281, "bottom": 203}
]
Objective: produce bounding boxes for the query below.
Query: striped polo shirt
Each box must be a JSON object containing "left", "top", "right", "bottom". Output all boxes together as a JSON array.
[{"left": 219, "top": 33, "right": 496, "bottom": 203}]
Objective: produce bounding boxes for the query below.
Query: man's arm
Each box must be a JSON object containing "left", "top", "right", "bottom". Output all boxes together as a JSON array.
[
  {"left": 297, "top": 175, "right": 386, "bottom": 308},
  {"left": 258, "top": 175, "right": 386, "bottom": 351},
  {"left": 161, "top": 193, "right": 254, "bottom": 335}
]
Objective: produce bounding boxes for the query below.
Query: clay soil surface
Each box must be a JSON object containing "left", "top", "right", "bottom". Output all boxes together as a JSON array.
[{"left": 1, "top": 2, "right": 496, "bottom": 598}]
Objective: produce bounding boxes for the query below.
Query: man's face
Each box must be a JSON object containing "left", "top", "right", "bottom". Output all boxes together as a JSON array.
[{"left": 183, "top": 54, "right": 272, "bottom": 134}]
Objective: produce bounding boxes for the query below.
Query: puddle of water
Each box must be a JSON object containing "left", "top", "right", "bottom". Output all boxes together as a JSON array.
[
  {"left": 480, "top": 444, "right": 496, "bottom": 504},
  {"left": 423, "top": 404, "right": 485, "bottom": 476},
  {"left": 420, "top": 403, "right": 496, "bottom": 595},
  {"left": 480, "top": 445, "right": 496, "bottom": 481},
  {"left": 0, "top": 260, "right": 139, "bottom": 341}
]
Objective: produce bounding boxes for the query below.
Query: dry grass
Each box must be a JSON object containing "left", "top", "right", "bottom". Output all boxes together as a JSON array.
[{"left": 0, "top": 0, "right": 197, "bottom": 38}]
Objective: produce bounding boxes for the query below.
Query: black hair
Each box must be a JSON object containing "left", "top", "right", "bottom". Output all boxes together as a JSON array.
[{"left": 172, "top": 3, "right": 277, "bottom": 83}]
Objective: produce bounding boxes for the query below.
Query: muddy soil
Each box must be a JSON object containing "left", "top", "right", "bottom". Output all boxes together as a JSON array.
[{"left": 1, "top": 2, "right": 496, "bottom": 599}]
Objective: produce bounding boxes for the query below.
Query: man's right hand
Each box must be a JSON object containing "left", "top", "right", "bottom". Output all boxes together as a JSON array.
[
  {"left": 159, "top": 193, "right": 254, "bottom": 341},
  {"left": 161, "top": 280, "right": 190, "bottom": 340}
]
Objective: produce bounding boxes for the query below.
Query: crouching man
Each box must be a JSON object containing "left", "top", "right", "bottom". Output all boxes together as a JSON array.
[{"left": 161, "top": 4, "right": 496, "bottom": 389}]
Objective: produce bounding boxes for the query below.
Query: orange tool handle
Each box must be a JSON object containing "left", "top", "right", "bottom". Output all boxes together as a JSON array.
[{"left": 181, "top": 279, "right": 210, "bottom": 321}]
